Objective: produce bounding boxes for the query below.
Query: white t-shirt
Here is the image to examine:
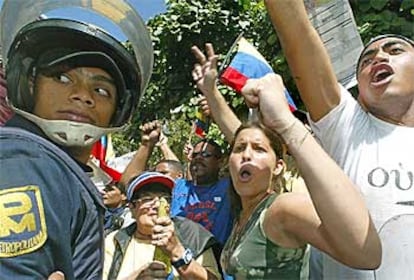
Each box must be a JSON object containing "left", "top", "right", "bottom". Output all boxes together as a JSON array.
[{"left": 309, "top": 86, "right": 414, "bottom": 280}]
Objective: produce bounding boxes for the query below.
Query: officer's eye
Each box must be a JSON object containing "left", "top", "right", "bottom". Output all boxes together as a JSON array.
[
  {"left": 95, "top": 87, "right": 110, "bottom": 97},
  {"left": 54, "top": 73, "right": 71, "bottom": 84}
]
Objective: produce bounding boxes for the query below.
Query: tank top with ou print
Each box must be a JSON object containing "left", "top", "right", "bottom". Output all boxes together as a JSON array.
[{"left": 221, "top": 193, "right": 307, "bottom": 279}]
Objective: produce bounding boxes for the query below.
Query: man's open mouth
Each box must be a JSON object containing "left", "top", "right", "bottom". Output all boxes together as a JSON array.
[{"left": 372, "top": 69, "right": 393, "bottom": 83}]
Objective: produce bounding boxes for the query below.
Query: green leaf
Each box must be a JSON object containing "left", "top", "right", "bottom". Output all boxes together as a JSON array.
[
  {"left": 358, "top": 1, "right": 371, "bottom": 12},
  {"left": 370, "top": 0, "right": 388, "bottom": 11},
  {"left": 401, "top": 0, "right": 414, "bottom": 10}
]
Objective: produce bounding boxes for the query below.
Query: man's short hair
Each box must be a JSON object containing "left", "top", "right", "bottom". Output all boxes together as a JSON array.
[
  {"left": 114, "top": 182, "right": 126, "bottom": 194},
  {"left": 356, "top": 34, "right": 414, "bottom": 73},
  {"left": 156, "top": 159, "right": 184, "bottom": 173}
]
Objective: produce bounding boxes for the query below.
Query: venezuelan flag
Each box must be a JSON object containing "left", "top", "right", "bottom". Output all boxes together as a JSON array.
[
  {"left": 194, "top": 110, "right": 209, "bottom": 138},
  {"left": 220, "top": 37, "right": 297, "bottom": 112},
  {"left": 91, "top": 135, "right": 122, "bottom": 182}
]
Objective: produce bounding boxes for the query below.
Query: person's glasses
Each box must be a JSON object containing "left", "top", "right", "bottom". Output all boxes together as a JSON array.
[
  {"left": 192, "top": 150, "right": 214, "bottom": 158},
  {"left": 132, "top": 195, "right": 171, "bottom": 207}
]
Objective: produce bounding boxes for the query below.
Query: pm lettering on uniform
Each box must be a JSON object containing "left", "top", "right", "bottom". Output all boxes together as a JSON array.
[{"left": 0, "top": 185, "right": 47, "bottom": 257}]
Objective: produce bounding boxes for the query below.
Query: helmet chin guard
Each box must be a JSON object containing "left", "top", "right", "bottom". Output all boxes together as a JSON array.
[{"left": 15, "top": 108, "right": 126, "bottom": 147}]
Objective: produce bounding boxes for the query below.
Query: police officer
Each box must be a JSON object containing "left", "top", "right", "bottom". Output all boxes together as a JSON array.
[{"left": 0, "top": 0, "right": 153, "bottom": 279}]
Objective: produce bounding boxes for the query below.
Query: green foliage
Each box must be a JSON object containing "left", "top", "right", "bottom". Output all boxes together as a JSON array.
[
  {"left": 350, "top": 0, "right": 413, "bottom": 43},
  {"left": 113, "top": 0, "right": 413, "bottom": 163},
  {"left": 118, "top": 0, "right": 262, "bottom": 157}
]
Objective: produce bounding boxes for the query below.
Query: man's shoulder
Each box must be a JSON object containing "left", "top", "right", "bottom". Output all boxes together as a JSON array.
[
  {"left": 0, "top": 126, "right": 61, "bottom": 156},
  {"left": 173, "top": 178, "right": 191, "bottom": 190},
  {"left": 214, "top": 177, "right": 231, "bottom": 188},
  {"left": 1, "top": 126, "right": 83, "bottom": 174},
  {"left": 0, "top": 126, "right": 103, "bottom": 206}
]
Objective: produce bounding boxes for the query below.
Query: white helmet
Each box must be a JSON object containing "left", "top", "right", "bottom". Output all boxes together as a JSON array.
[{"left": 0, "top": 0, "right": 154, "bottom": 146}]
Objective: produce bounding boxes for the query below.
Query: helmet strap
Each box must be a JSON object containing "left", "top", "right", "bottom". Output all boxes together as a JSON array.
[{"left": 14, "top": 107, "right": 127, "bottom": 147}]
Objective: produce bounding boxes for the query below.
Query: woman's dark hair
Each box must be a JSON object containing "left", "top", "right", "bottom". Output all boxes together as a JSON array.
[{"left": 228, "top": 121, "right": 286, "bottom": 219}]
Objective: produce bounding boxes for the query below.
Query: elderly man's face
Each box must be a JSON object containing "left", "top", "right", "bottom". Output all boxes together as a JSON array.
[
  {"left": 32, "top": 66, "right": 117, "bottom": 127},
  {"left": 130, "top": 191, "right": 171, "bottom": 228}
]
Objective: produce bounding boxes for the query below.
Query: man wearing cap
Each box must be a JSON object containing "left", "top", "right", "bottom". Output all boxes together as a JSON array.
[
  {"left": 0, "top": 0, "right": 153, "bottom": 279},
  {"left": 104, "top": 171, "right": 221, "bottom": 280},
  {"left": 263, "top": 0, "right": 414, "bottom": 279}
]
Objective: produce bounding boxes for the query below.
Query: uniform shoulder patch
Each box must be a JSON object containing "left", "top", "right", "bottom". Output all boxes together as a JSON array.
[{"left": 0, "top": 185, "right": 47, "bottom": 257}]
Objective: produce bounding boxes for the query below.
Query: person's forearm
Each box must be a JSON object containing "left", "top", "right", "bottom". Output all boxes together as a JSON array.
[
  {"left": 120, "top": 142, "right": 154, "bottom": 185},
  {"left": 170, "top": 245, "right": 218, "bottom": 280},
  {"left": 281, "top": 119, "right": 381, "bottom": 268},
  {"left": 202, "top": 85, "right": 241, "bottom": 143},
  {"left": 265, "top": 0, "right": 340, "bottom": 121},
  {"left": 176, "top": 261, "right": 219, "bottom": 280},
  {"left": 159, "top": 143, "right": 179, "bottom": 161}
]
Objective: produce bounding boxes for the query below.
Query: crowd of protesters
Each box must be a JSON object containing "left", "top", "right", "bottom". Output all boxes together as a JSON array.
[{"left": 1, "top": 0, "right": 413, "bottom": 279}]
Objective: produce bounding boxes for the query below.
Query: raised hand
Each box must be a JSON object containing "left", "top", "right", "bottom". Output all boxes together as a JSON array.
[
  {"left": 191, "top": 43, "right": 219, "bottom": 96},
  {"left": 241, "top": 73, "right": 295, "bottom": 132},
  {"left": 152, "top": 216, "right": 182, "bottom": 258},
  {"left": 183, "top": 141, "right": 194, "bottom": 162},
  {"left": 140, "top": 120, "right": 162, "bottom": 145}
]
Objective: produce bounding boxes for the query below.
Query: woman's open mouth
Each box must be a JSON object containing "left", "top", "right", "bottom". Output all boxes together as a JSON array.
[{"left": 238, "top": 165, "right": 254, "bottom": 183}]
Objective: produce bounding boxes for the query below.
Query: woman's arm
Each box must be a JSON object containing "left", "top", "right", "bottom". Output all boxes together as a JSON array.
[{"left": 242, "top": 73, "right": 381, "bottom": 269}]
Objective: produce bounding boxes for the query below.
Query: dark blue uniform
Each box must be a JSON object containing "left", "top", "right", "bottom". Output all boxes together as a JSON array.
[{"left": 0, "top": 116, "right": 104, "bottom": 279}]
